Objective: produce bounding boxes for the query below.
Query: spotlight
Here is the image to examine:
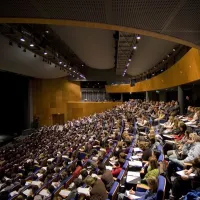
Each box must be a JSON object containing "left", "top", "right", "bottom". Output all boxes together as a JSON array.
[
  {"left": 64, "top": 64, "right": 66, "bottom": 67},
  {"left": 20, "top": 37, "right": 25, "bottom": 42},
  {"left": 34, "top": 54, "right": 36, "bottom": 58},
  {"left": 30, "top": 43, "right": 34, "bottom": 47},
  {"left": 136, "top": 35, "right": 141, "bottom": 40},
  {"left": 9, "top": 41, "right": 13, "bottom": 46},
  {"left": 173, "top": 48, "right": 176, "bottom": 51},
  {"left": 45, "top": 30, "right": 49, "bottom": 34},
  {"left": 128, "top": 59, "right": 131, "bottom": 62},
  {"left": 23, "top": 48, "right": 26, "bottom": 52},
  {"left": 126, "top": 63, "right": 130, "bottom": 67},
  {"left": 44, "top": 51, "right": 47, "bottom": 55},
  {"left": 59, "top": 61, "right": 62, "bottom": 64},
  {"left": 133, "top": 45, "right": 137, "bottom": 50}
]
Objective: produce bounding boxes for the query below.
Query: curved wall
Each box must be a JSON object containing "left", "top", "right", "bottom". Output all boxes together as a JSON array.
[{"left": 106, "top": 48, "right": 200, "bottom": 93}]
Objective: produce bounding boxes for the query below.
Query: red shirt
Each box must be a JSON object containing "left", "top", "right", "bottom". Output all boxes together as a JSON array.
[
  {"left": 174, "top": 133, "right": 184, "bottom": 141},
  {"left": 112, "top": 166, "right": 122, "bottom": 177},
  {"left": 73, "top": 166, "right": 82, "bottom": 178}
]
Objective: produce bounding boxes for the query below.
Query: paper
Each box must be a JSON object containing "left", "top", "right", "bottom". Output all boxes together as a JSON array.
[
  {"left": 62, "top": 155, "right": 69, "bottom": 159},
  {"left": 47, "top": 158, "right": 54, "bottom": 162},
  {"left": 52, "top": 182, "right": 60, "bottom": 188},
  {"left": 125, "top": 190, "right": 140, "bottom": 199},
  {"left": 42, "top": 167, "right": 47, "bottom": 171},
  {"left": 23, "top": 189, "right": 32, "bottom": 196},
  {"left": 77, "top": 187, "right": 90, "bottom": 196},
  {"left": 92, "top": 157, "right": 98, "bottom": 161},
  {"left": 25, "top": 181, "right": 32, "bottom": 185},
  {"left": 127, "top": 171, "right": 140, "bottom": 177},
  {"left": 185, "top": 121, "right": 195, "bottom": 125},
  {"left": 163, "top": 135, "right": 173, "bottom": 139},
  {"left": 109, "top": 161, "right": 116, "bottom": 166},
  {"left": 165, "top": 140, "right": 175, "bottom": 144},
  {"left": 31, "top": 181, "right": 42, "bottom": 187},
  {"left": 176, "top": 170, "right": 195, "bottom": 177},
  {"left": 10, "top": 191, "right": 18, "bottom": 197},
  {"left": 91, "top": 174, "right": 100, "bottom": 179},
  {"left": 36, "top": 173, "right": 43, "bottom": 178},
  {"left": 59, "top": 189, "right": 71, "bottom": 198},
  {"left": 131, "top": 155, "right": 140, "bottom": 160},
  {"left": 129, "top": 161, "right": 142, "bottom": 167},
  {"left": 139, "top": 132, "right": 147, "bottom": 135},
  {"left": 106, "top": 166, "right": 113, "bottom": 171},
  {"left": 4, "top": 177, "right": 11, "bottom": 181},
  {"left": 39, "top": 189, "right": 50, "bottom": 197},
  {"left": 163, "top": 129, "right": 171, "bottom": 134},
  {"left": 133, "top": 148, "right": 142, "bottom": 152}
]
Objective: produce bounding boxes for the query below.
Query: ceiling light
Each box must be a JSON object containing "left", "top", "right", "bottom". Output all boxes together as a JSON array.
[
  {"left": 167, "top": 54, "right": 169, "bottom": 57},
  {"left": 59, "top": 61, "right": 62, "bottom": 64},
  {"left": 30, "top": 43, "right": 34, "bottom": 47},
  {"left": 20, "top": 37, "right": 25, "bottom": 42},
  {"left": 44, "top": 51, "right": 47, "bottom": 55},
  {"left": 64, "top": 64, "right": 66, "bottom": 67},
  {"left": 46, "top": 30, "right": 49, "bottom": 34},
  {"left": 152, "top": 73, "right": 155, "bottom": 76},
  {"left": 69, "top": 68, "right": 71, "bottom": 70},
  {"left": 173, "top": 48, "right": 176, "bottom": 51},
  {"left": 82, "top": 64, "right": 84, "bottom": 67},
  {"left": 136, "top": 35, "right": 141, "bottom": 40},
  {"left": 129, "top": 59, "right": 131, "bottom": 62},
  {"left": 126, "top": 63, "right": 129, "bottom": 67},
  {"left": 133, "top": 45, "right": 137, "bottom": 50},
  {"left": 73, "top": 71, "right": 75, "bottom": 73},
  {"left": 163, "top": 59, "right": 165, "bottom": 62},
  {"left": 161, "top": 69, "right": 163, "bottom": 72}
]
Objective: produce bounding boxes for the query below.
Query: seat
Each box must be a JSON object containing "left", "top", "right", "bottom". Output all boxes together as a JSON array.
[
  {"left": 116, "top": 169, "right": 126, "bottom": 184},
  {"left": 125, "top": 153, "right": 132, "bottom": 160},
  {"left": 78, "top": 152, "right": 87, "bottom": 160},
  {"left": 128, "top": 147, "right": 133, "bottom": 154},
  {"left": 108, "top": 181, "right": 119, "bottom": 200},
  {"left": 122, "top": 160, "right": 129, "bottom": 170},
  {"left": 136, "top": 175, "right": 166, "bottom": 200}
]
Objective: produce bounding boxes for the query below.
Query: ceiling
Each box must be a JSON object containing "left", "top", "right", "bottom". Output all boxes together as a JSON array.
[
  {"left": 0, "top": 0, "right": 200, "bottom": 47},
  {"left": 0, "top": 34, "right": 67, "bottom": 79},
  {"left": 0, "top": 0, "right": 198, "bottom": 81}
]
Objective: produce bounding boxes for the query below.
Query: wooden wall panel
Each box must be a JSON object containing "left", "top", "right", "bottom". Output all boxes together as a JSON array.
[
  {"left": 67, "top": 102, "right": 122, "bottom": 120},
  {"left": 106, "top": 48, "right": 200, "bottom": 93},
  {"left": 32, "top": 78, "right": 81, "bottom": 126}
]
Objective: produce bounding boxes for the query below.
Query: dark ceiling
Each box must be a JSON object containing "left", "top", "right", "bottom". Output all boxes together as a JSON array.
[{"left": 0, "top": 0, "right": 198, "bottom": 81}]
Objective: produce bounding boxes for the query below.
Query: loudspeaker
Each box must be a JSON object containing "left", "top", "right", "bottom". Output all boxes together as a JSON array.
[{"left": 130, "top": 79, "right": 135, "bottom": 87}]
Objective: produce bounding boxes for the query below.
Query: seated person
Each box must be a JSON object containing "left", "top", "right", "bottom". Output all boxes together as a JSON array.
[
  {"left": 85, "top": 176, "right": 108, "bottom": 200},
  {"left": 171, "top": 157, "right": 200, "bottom": 200},
  {"left": 112, "top": 161, "right": 122, "bottom": 178},
  {"left": 118, "top": 177, "right": 157, "bottom": 200},
  {"left": 141, "top": 157, "right": 159, "bottom": 184},
  {"left": 98, "top": 163, "right": 114, "bottom": 191}
]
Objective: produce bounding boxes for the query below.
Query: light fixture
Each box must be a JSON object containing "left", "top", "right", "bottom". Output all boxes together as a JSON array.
[
  {"left": 167, "top": 54, "right": 169, "bottom": 57},
  {"left": 64, "top": 64, "right": 66, "bottom": 67},
  {"left": 44, "top": 51, "right": 47, "bottom": 55},
  {"left": 173, "top": 48, "right": 176, "bottom": 51},
  {"left": 128, "top": 58, "right": 131, "bottom": 62},
  {"left": 133, "top": 45, "right": 137, "bottom": 50},
  {"left": 69, "top": 68, "right": 71, "bottom": 70},
  {"left": 126, "top": 63, "right": 129, "bottom": 67},
  {"left": 163, "top": 59, "right": 165, "bottom": 62},
  {"left": 136, "top": 35, "right": 141, "bottom": 40},
  {"left": 30, "top": 43, "right": 34, "bottom": 47},
  {"left": 161, "top": 69, "right": 163, "bottom": 72},
  {"left": 82, "top": 64, "right": 84, "bottom": 66},
  {"left": 20, "top": 37, "right": 25, "bottom": 42},
  {"left": 45, "top": 30, "right": 49, "bottom": 34},
  {"left": 59, "top": 61, "right": 62, "bottom": 64},
  {"left": 73, "top": 71, "right": 75, "bottom": 73}
]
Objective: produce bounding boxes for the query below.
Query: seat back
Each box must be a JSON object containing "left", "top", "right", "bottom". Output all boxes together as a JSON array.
[
  {"left": 125, "top": 153, "right": 132, "bottom": 160},
  {"left": 116, "top": 169, "right": 126, "bottom": 185},
  {"left": 156, "top": 175, "right": 166, "bottom": 200},
  {"left": 122, "top": 160, "right": 129, "bottom": 170},
  {"left": 108, "top": 181, "right": 119, "bottom": 200}
]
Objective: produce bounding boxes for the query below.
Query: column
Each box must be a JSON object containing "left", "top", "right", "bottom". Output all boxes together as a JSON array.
[
  {"left": 121, "top": 93, "right": 123, "bottom": 102},
  {"left": 178, "top": 86, "right": 184, "bottom": 115},
  {"left": 159, "top": 91, "right": 167, "bottom": 102},
  {"left": 145, "top": 91, "right": 149, "bottom": 101}
]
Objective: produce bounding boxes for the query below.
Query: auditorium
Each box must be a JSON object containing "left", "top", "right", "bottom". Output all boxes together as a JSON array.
[{"left": 0, "top": 1, "right": 200, "bottom": 200}]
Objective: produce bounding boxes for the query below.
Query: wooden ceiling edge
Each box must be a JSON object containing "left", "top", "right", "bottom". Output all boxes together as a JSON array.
[{"left": 0, "top": 18, "right": 199, "bottom": 50}]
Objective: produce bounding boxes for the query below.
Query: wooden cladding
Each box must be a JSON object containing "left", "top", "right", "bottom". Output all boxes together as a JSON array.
[{"left": 106, "top": 48, "right": 200, "bottom": 93}]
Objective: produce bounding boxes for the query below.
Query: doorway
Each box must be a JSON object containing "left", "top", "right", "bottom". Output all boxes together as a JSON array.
[{"left": 52, "top": 114, "right": 64, "bottom": 125}]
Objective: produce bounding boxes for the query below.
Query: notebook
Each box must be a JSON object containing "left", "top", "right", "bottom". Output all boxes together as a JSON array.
[
  {"left": 39, "top": 189, "right": 50, "bottom": 197},
  {"left": 77, "top": 187, "right": 90, "bottom": 196},
  {"left": 176, "top": 170, "right": 195, "bottom": 177},
  {"left": 59, "top": 189, "right": 71, "bottom": 198},
  {"left": 128, "top": 161, "right": 142, "bottom": 167},
  {"left": 106, "top": 166, "right": 113, "bottom": 171}
]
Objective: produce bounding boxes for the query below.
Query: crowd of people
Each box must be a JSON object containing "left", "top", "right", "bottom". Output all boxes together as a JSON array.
[{"left": 0, "top": 99, "right": 200, "bottom": 200}]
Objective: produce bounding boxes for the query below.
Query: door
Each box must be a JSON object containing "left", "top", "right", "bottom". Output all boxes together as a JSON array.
[{"left": 52, "top": 114, "right": 64, "bottom": 125}]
